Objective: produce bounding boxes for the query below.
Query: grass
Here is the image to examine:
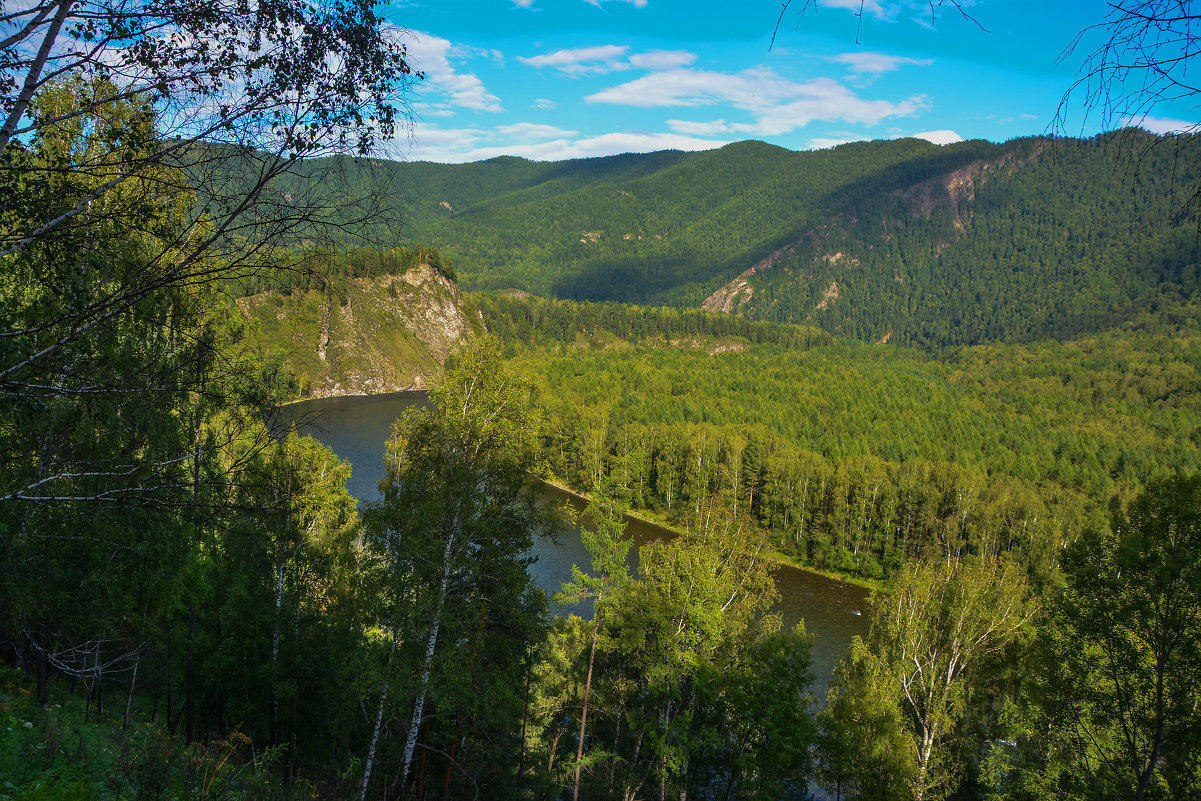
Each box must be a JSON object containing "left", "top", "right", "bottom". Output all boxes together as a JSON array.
[{"left": 0, "top": 667, "right": 331, "bottom": 801}]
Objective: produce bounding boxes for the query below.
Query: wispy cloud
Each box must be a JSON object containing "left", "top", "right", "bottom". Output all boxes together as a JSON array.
[
  {"left": 512, "top": 0, "right": 647, "bottom": 7},
  {"left": 823, "top": 0, "right": 890, "bottom": 18},
  {"left": 407, "top": 32, "right": 503, "bottom": 112},
  {"left": 518, "top": 44, "right": 631, "bottom": 76},
  {"left": 832, "top": 51, "right": 932, "bottom": 75},
  {"left": 386, "top": 123, "right": 490, "bottom": 161},
  {"left": 1123, "top": 115, "right": 1197, "bottom": 135},
  {"left": 497, "top": 122, "right": 580, "bottom": 139},
  {"left": 667, "top": 118, "right": 736, "bottom": 136},
  {"left": 819, "top": 0, "right": 978, "bottom": 26},
  {"left": 519, "top": 45, "right": 697, "bottom": 76},
  {"left": 584, "top": 0, "right": 649, "bottom": 8},
  {"left": 392, "top": 122, "right": 724, "bottom": 162},
  {"left": 629, "top": 50, "right": 696, "bottom": 70},
  {"left": 532, "top": 98, "right": 557, "bottom": 110},
  {"left": 590, "top": 68, "right": 926, "bottom": 135}
]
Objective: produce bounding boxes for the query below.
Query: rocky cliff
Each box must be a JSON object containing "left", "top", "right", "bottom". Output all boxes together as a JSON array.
[{"left": 239, "top": 263, "right": 480, "bottom": 397}]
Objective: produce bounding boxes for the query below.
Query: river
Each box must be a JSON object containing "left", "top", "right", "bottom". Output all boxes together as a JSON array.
[{"left": 279, "top": 391, "right": 869, "bottom": 696}]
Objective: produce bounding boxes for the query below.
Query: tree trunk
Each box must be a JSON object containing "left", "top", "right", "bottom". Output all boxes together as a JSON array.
[
  {"left": 573, "top": 595, "right": 602, "bottom": 801},
  {"left": 398, "top": 521, "right": 458, "bottom": 798},
  {"left": 439, "top": 719, "right": 460, "bottom": 801},
  {"left": 34, "top": 636, "right": 49, "bottom": 706},
  {"left": 124, "top": 650, "right": 140, "bottom": 730},
  {"left": 272, "top": 544, "right": 287, "bottom": 745},
  {"left": 359, "top": 631, "right": 399, "bottom": 801},
  {"left": 517, "top": 647, "right": 533, "bottom": 799},
  {"left": 0, "top": 0, "right": 73, "bottom": 152}
]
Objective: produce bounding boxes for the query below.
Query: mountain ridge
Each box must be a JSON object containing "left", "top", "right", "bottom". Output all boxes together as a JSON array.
[{"left": 289, "top": 130, "right": 1200, "bottom": 349}]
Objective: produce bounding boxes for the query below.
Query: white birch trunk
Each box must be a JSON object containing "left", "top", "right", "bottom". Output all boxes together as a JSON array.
[
  {"left": 398, "top": 518, "right": 458, "bottom": 795},
  {"left": 359, "top": 631, "right": 399, "bottom": 801}
]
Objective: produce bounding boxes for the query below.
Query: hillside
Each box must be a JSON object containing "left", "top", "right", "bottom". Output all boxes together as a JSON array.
[
  {"left": 477, "top": 292, "right": 1201, "bottom": 583},
  {"left": 238, "top": 263, "right": 478, "bottom": 396},
  {"left": 295, "top": 131, "right": 1201, "bottom": 349}
]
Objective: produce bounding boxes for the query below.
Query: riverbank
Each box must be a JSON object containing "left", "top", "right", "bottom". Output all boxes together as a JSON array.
[
  {"left": 538, "top": 474, "right": 886, "bottom": 595},
  {"left": 280, "top": 387, "right": 428, "bottom": 406}
]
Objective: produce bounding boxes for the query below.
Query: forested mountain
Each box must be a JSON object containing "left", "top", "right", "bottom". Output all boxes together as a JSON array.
[{"left": 298, "top": 131, "right": 1200, "bottom": 348}]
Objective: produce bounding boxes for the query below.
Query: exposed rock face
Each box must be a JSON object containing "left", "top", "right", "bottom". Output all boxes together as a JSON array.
[
  {"left": 815, "top": 281, "right": 839, "bottom": 311},
  {"left": 898, "top": 142, "right": 1044, "bottom": 232},
  {"left": 394, "top": 265, "right": 473, "bottom": 363},
  {"left": 701, "top": 275, "right": 754, "bottom": 314},
  {"left": 699, "top": 144, "right": 1047, "bottom": 320},
  {"left": 239, "top": 263, "right": 477, "bottom": 398}
]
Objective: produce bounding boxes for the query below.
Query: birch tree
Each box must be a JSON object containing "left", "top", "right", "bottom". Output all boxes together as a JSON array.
[
  {"left": 556, "top": 483, "right": 633, "bottom": 801},
  {"left": 841, "top": 556, "right": 1034, "bottom": 801},
  {"left": 362, "top": 336, "right": 547, "bottom": 800}
]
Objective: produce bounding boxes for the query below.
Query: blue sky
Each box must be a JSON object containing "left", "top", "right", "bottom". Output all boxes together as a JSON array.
[{"left": 380, "top": 0, "right": 1199, "bottom": 162}]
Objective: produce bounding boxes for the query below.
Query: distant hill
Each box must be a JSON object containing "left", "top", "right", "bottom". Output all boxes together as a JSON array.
[{"left": 295, "top": 131, "right": 1201, "bottom": 349}]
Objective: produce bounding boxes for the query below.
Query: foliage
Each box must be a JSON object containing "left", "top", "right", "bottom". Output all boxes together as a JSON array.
[
  {"left": 495, "top": 306, "right": 1201, "bottom": 582},
  {"left": 301, "top": 133, "right": 1201, "bottom": 349},
  {"left": 820, "top": 558, "right": 1033, "bottom": 801},
  {"left": 532, "top": 500, "right": 818, "bottom": 800},
  {"left": 1023, "top": 474, "right": 1201, "bottom": 801},
  {"left": 194, "top": 432, "right": 363, "bottom": 758},
  {"left": 474, "top": 291, "right": 828, "bottom": 351},
  {"left": 360, "top": 336, "right": 550, "bottom": 800},
  {"left": 1, "top": 0, "right": 414, "bottom": 506},
  {"left": 0, "top": 667, "right": 318, "bottom": 801}
]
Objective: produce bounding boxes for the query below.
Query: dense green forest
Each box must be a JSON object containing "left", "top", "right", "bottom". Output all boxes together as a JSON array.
[
  {"left": 471, "top": 293, "right": 1201, "bottom": 585},
  {"left": 292, "top": 132, "right": 1201, "bottom": 348},
  {"left": 3, "top": 12, "right": 1201, "bottom": 801}
]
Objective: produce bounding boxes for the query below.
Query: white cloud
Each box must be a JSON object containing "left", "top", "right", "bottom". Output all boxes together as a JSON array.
[
  {"left": 588, "top": 68, "right": 776, "bottom": 108},
  {"left": 392, "top": 122, "right": 726, "bottom": 162},
  {"left": 629, "top": 50, "right": 697, "bottom": 70},
  {"left": 492, "top": 131, "right": 722, "bottom": 161},
  {"left": 823, "top": 0, "right": 890, "bottom": 18},
  {"left": 406, "top": 32, "right": 503, "bottom": 112},
  {"left": 1123, "top": 115, "right": 1197, "bottom": 135},
  {"left": 413, "top": 102, "right": 457, "bottom": 118},
  {"left": 912, "top": 129, "right": 963, "bottom": 145},
  {"left": 532, "top": 98, "right": 557, "bottom": 110},
  {"left": 518, "top": 44, "right": 631, "bottom": 76},
  {"left": 832, "top": 51, "right": 932, "bottom": 75},
  {"left": 512, "top": 0, "right": 536, "bottom": 6},
  {"left": 584, "top": 0, "right": 649, "bottom": 7},
  {"left": 519, "top": 45, "right": 698, "bottom": 76},
  {"left": 497, "top": 122, "right": 580, "bottom": 140},
  {"left": 808, "top": 135, "right": 864, "bottom": 149},
  {"left": 819, "top": 0, "right": 977, "bottom": 24},
  {"left": 384, "top": 122, "right": 490, "bottom": 161},
  {"left": 667, "top": 118, "right": 736, "bottom": 136},
  {"left": 589, "top": 68, "right": 926, "bottom": 135}
]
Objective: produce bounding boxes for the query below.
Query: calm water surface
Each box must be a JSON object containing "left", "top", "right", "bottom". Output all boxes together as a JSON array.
[{"left": 280, "top": 392, "right": 869, "bottom": 695}]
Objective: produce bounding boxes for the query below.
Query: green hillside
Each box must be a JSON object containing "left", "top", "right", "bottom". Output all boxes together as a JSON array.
[
  {"left": 297, "top": 138, "right": 993, "bottom": 303},
  {"left": 476, "top": 292, "right": 1201, "bottom": 583},
  {"left": 295, "top": 131, "right": 1200, "bottom": 349}
]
